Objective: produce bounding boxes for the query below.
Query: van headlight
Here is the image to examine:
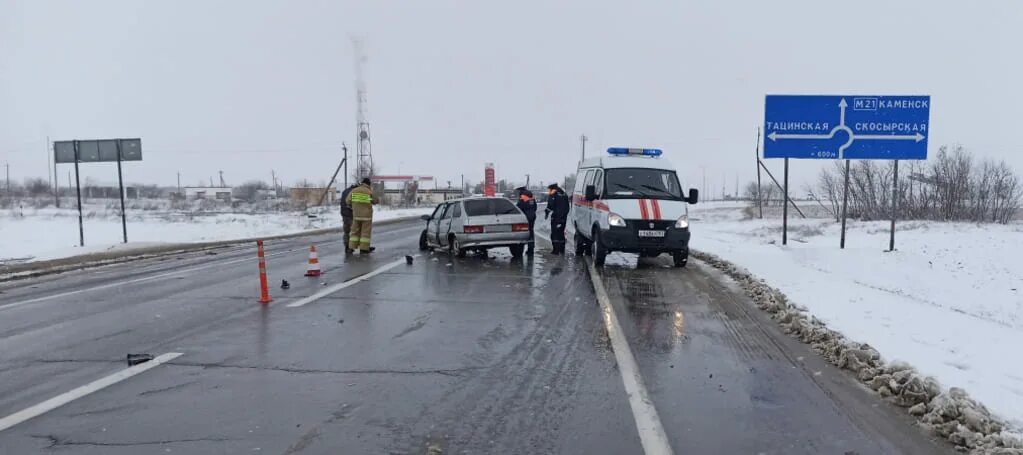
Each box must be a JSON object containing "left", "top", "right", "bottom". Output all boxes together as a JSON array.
[
  {"left": 675, "top": 216, "right": 689, "bottom": 229},
  {"left": 608, "top": 213, "right": 627, "bottom": 227}
]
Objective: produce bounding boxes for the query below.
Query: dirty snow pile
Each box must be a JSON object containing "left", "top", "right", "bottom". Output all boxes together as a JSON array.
[
  {"left": 0, "top": 203, "right": 430, "bottom": 264},
  {"left": 690, "top": 202, "right": 1023, "bottom": 453}
]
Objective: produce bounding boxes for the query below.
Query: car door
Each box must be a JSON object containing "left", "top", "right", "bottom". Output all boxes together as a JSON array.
[
  {"left": 432, "top": 203, "right": 449, "bottom": 246},
  {"left": 427, "top": 203, "right": 444, "bottom": 246},
  {"left": 437, "top": 203, "right": 455, "bottom": 247}
]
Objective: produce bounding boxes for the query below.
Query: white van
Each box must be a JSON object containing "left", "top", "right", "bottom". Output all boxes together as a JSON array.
[{"left": 571, "top": 147, "right": 698, "bottom": 267}]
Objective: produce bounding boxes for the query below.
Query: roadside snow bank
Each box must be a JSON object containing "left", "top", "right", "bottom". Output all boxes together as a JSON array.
[
  {"left": 689, "top": 203, "right": 1023, "bottom": 453},
  {"left": 0, "top": 207, "right": 430, "bottom": 264}
]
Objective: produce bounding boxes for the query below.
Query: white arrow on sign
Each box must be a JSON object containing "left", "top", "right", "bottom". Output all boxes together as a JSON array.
[{"left": 768, "top": 98, "right": 926, "bottom": 158}]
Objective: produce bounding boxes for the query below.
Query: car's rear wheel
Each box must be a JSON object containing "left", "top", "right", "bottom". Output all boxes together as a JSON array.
[
  {"left": 450, "top": 236, "right": 467, "bottom": 258},
  {"left": 672, "top": 250, "right": 688, "bottom": 268},
  {"left": 509, "top": 244, "right": 524, "bottom": 258},
  {"left": 592, "top": 228, "right": 607, "bottom": 267},
  {"left": 419, "top": 230, "right": 430, "bottom": 251}
]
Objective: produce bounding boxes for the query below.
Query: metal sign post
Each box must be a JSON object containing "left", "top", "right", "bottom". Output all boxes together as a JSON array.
[
  {"left": 764, "top": 95, "right": 929, "bottom": 248},
  {"left": 782, "top": 158, "right": 789, "bottom": 245},
  {"left": 55, "top": 138, "right": 142, "bottom": 246},
  {"left": 890, "top": 160, "right": 899, "bottom": 251},
  {"left": 115, "top": 140, "right": 128, "bottom": 243},
  {"left": 72, "top": 141, "right": 84, "bottom": 247},
  {"left": 840, "top": 160, "right": 851, "bottom": 249},
  {"left": 755, "top": 128, "right": 763, "bottom": 219}
]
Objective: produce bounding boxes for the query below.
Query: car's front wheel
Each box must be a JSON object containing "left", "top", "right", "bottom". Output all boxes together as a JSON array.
[{"left": 419, "top": 230, "right": 430, "bottom": 251}]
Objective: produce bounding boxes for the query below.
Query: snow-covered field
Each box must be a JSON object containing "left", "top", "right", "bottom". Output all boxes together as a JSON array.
[
  {"left": 689, "top": 201, "right": 1023, "bottom": 429},
  {"left": 0, "top": 203, "right": 430, "bottom": 264}
]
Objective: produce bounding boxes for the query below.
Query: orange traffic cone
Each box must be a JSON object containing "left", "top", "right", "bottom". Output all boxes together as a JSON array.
[{"left": 304, "top": 245, "right": 321, "bottom": 277}]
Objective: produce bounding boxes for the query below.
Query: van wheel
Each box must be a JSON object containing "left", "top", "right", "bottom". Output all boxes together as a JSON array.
[
  {"left": 509, "top": 244, "right": 524, "bottom": 258},
  {"left": 574, "top": 229, "right": 588, "bottom": 256},
  {"left": 419, "top": 230, "right": 430, "bottom": 251},
  {"left": 672, "top": 250, "right": 688, "bottom": 268},
  {"left": 592, "top": 229, "right": 607, "bottom": 267}
]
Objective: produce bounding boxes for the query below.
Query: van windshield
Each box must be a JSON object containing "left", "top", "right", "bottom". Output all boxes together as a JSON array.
[{"left": 604, "top": 168, "right": 683, "bottom": 200}]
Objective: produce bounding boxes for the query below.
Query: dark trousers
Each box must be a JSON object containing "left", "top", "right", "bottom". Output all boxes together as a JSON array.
[
  {"left": 342, "top": 216, "right": 353, "bottom": 248},
  {"left": 550, "top": 218, "right": 567, "bottom": 253},
  {"left": 527, "top": 218, "right": 536, "bottom": 252}
]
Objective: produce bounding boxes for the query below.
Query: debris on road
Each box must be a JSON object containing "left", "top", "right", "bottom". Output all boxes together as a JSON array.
[
  {"left": 126, "top": 353, "right": 154, "bottom": 366},
  {"left": 406, "top": 255, "right": 414, "bottom": 265},
  {"left": 281, "top": 279, "right": 290, "bottom": 290}
]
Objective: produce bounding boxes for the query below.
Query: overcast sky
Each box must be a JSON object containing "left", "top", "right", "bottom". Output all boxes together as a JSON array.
[{"left": 2, "top": 0, "right": 1021, "bottom": 195}]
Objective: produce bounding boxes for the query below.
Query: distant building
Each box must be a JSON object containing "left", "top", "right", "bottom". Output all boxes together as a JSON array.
[
  {"left": 290, "top": 187, "right": 336, "bottom": 206},
  {"left": 184, "top": 187, "right": 233, "bottom": 201}
]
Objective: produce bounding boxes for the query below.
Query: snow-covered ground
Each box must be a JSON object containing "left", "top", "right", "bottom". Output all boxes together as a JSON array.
[
  {"left": 0, "top": 203, "right": 431, "bottom": 264},
  {"left": 689, "top": 201, "right": 1023, "bottom": 429}
]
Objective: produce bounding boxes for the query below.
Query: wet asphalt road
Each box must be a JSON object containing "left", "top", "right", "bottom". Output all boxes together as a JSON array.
[{"left": 0, "top": 217, "right": 952, "bottom": 454}]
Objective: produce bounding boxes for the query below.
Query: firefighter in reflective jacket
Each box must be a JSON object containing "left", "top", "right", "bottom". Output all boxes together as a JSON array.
[
  {"left": 345, "top": 178, "right": 379, "bottom": 253},
  {"left": 545, "top": 183, "right": 571, "bottom": 255}
]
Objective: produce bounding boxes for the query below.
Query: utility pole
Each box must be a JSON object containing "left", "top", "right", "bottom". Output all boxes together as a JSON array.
[
  {"left": 219, "top": 170, "right": 226, "bottom": 188},
  {"left": 460, "top": 173, "right": 464, "bottom": 197},
  {"left": 271, "top": 170, "right": 277, "bottom": 196},
  {"left": 4, "top": 162, "right": 9, "bottom": 198},
  {"left": 525, "top": 174, "right": 530, "bottom": 189},
  {"left": 580, "top": 134, "right": 588, "bottom": 162},
  {"left": 702, "top": 167, "right": 706, "bottom": 201},
  {"left": 177, "top": 172, "right": 182, "bottom": 195}
]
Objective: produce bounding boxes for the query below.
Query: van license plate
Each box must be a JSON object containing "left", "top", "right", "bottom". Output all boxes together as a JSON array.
[{"left": 638, "top": 230, "right": 665, "bottom": 238}]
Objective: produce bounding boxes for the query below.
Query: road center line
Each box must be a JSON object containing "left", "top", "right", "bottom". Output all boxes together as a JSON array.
[
  {"left": 0, "top": 352, "right": 183, "bottom": 433},
  {"left": 287, "top": 256, "right": 412, "bottom": 308},
  {"left": 587, "top": 260, "right": 674, "bottom": 455}
]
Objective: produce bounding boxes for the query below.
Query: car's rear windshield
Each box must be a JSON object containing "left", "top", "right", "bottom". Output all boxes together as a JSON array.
[
  {"left": 605, "top": 168, "right": 682, "bottom": 200},
  {"left": 464, "top": 199, "right": 520, "bottom": 216}
]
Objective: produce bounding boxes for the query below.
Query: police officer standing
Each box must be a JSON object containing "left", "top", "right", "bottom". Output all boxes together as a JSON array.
[
  {"left": 515, "top": 187, "right": 537, "bottom": 256},
  {"left": 544, "top": 183, "right": 571, "bottom": 255}
]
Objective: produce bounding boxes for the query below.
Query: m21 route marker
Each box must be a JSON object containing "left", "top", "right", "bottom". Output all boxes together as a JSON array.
[{"left": 762, "top": 95, "right": 931, "bottom": 249}]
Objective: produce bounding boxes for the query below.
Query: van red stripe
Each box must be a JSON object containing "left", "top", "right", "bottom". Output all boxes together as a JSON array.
[
  {"left": 651, "top": 199, "right": 662, "bottom": 219},
  {"left": 638, "top": 199, "right": 649, "bottom": 220}
]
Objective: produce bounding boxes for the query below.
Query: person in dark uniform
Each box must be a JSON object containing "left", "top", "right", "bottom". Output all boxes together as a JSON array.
[
  {"left": 516, "top": 187, "right": 537, "bottom": 255},
  {"left": 544, "top": 183, "right": 571, "bottom": 255},
  {"left": 340, "top": 183, "right": 358, "bottom": 253}
]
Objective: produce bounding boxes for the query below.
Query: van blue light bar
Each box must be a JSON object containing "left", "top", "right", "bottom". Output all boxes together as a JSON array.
[{"left": 607, "top": 147, "right": 663, "bottom": 157}]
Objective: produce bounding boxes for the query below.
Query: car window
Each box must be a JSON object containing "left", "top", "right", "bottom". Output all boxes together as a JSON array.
[
  {"left": 594, "top": 170, "right": 604, "bottom": 198},
  {"left": 605, "top": 168, "right": 682, "bottom": 199},
  {"left": 430, "top": 204, "right": 444, "bottom": 219},
  {"left": 584, "top": 170, "right": 596, "bottom": 188},
  {"left": 451, "top": 202, "right": 462, "bottom": 218},
  {"left": 438, "top": 203, "right": 451, "bottom": 220},
  {"left": 464, "top": 199, "right": 520, "bottom": 216}
]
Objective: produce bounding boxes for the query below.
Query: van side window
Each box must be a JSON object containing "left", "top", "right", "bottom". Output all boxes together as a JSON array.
[
  {"left": 574, "top": 170, "right": 588, "bottom": 194},
  {"left": 584, "top": 170, "right": 596, "bottom": 190},
  {"left": 593, "top": 170, "right": 604, "bottom": 198}
]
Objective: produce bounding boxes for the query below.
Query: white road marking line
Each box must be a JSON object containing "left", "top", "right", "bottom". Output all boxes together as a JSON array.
[
  {"left": 0, "top": 352, "right": 183, "bottom": 433},
  {"left": 587, "top": 260, "right": 674, "bottom": 455},
  {"left": 287, "top": 256, "right": 413, "bottom": 308}
]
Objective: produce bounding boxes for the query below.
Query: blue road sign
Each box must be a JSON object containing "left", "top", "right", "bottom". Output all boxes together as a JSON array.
[{"left": 763, "top": 95, "right": 930, "bottom": 160}]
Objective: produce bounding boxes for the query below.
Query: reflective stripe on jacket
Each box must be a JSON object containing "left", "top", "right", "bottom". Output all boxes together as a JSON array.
[{"left": 345, "top": 184, "right": 378, "bottom": 220}]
